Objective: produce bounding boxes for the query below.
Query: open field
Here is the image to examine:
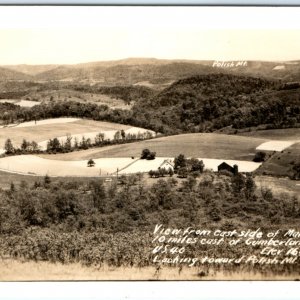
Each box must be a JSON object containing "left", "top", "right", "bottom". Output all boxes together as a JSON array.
[
  {"left": 238, "top": 128, "right": 300, "bottom": 141},
  {"left": 0, "top": 117, "right": 79, "bottom": 129},
  {"left": 0, "top": 155, "right": 135, "bottom": 177},
  {"left": 15, "top": 117, "right": 79, "bottom": 128},
  {"left": 0, "top": 170, "right": 104, "bottom": 190},
  {"left": 0, "top": 118, "right": 134, "bottom": 150},
  {"left": 256, "top": 140, "right": 297, "bottom": 151},
  {"left": 0, "top": 154, "right": 261, "bottom": 177},
  {"left": 0, "top": 99, "right": 40, "bottom": 107},
  {"left": 255, "top": 175, "right": 300, "bottom": 198},
  {"left": 39, "top": 133, "right": 267, "bottom": 161},
  {"left": 0, "top": 259, "right": 298, "bottom": 281},
  {"left": 256, "top": 142, "right": 300, "bottom": 178}
]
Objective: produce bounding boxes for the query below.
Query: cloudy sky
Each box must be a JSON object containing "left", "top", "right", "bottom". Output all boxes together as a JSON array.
[{"left": 1, "top": 6, "right": 300, "bottom": 64}]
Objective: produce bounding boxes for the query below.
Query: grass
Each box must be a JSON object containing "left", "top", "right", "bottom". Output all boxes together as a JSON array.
[
  {"left": 237, "top": 128, "right": 300, "bottom": 141},
  {"left": 0, "top": 155, "right": 135, "bottom": 177},
  {"left": 0, "top": 258, "right": 298, "bottom": 280},
  {"left": 256, "top": 142, "right": 300, "bottom": 178},
  {"left": 254, "top": 175, "right": 300, "bottom": 197},
  {"left": 0, "top": 170, "right": 103, "bottom": 190},
  {"left": 0, "top": 119, "right": 132, "bottom": 150},
  {"left": 39, "top": 133, "right": 267, "bottom": 161}
]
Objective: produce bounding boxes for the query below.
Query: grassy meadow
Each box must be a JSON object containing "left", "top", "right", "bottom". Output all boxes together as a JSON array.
[
  {"left": 238, "top": 128, "right": 300, "bottom": 141},
  {"left": 39, "top": 133, "right": 267, "bottom": 161},
  {"left": 0, "top": 118, "right": 132, "bottom": 150},
  {"left": 256, "top": 142, "right": 300, "bottom": 178}
]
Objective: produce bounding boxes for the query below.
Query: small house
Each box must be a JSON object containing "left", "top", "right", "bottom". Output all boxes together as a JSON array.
[
  {"left": 217, "top": 162, "right": 238, "bottom": 175},
  {"left": 159, "top": 159, "right": 174, "bottom": 171}
]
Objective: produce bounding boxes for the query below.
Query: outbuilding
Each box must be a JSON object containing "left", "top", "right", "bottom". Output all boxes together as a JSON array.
[{"left": 217, "top": 162, "right": 238, "bottom": 174}]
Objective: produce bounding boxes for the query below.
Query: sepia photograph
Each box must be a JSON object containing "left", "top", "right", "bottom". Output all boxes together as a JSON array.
[{"left": 0, "top": 5, "right": 299, "bottom": 281}]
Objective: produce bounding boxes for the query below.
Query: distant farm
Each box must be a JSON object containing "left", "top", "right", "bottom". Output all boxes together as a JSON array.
[{"left": 0, "top": 117, "right": 299, "bottom": 179}]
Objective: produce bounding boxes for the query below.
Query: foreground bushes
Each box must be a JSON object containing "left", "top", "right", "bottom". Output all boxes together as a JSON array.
[{"left": 0, "top": 173, "right": 299, "bottom": 273}]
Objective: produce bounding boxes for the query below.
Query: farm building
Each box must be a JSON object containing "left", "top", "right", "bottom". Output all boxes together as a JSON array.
[
  {"left": 159, "top": 159, "right": 174, "bottom": 171},
  {"left": 217, "top": 162, "right": 238, "bottom": 175}
]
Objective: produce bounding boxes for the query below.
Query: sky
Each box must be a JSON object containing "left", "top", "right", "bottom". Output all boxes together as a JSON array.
[{"left": 1, "top": 7, "right": 300, "bottom": 65}]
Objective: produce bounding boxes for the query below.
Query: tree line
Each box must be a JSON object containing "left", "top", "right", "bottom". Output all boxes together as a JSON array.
[{"left": 2, "top": 130, "right": 154, "bottom": 156}]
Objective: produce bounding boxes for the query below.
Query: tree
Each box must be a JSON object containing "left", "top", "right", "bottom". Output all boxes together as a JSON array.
[
  {"left": 121, "top": 129, "right": 126, "bottom": 140},
  {"left": 44, "top": 174, "right": 51, "bottom": 186},
  {"left": 168, "top": 167, "right": 174, "bottom": 177},
  {"left": 232, "top": 173, "right": 246, "bottom": 195},
  {"left": 21, "top": 139, "right": 29, "bottom": 151},
  {"left": 141, "top": 148, "right": 151, "bottom": 159},
  {"left": 177, "top": 167, "right": 188, "bottom": 178},
  {"left": 174, "top": 154, "right": 186, "bottom": 170},
  {"left": 64, "top": 134, "right": 73, "bottom": 152},
  {"left": 114, "top": 131, "right": 121, "bottom": 141},
  {"left": 4, "top": 139, "right": 14, "bottom": 154},
  {"left": 292, "top": 163, "right": 300, "bottom": 180},
  {"left": 146, "top": 151, "right": 156, "bottom": 160},
  {"left": 87, "top": 159, "right": 95, "bottom": 167},
  {"left": 189, "top": 158, "right": 205, "bottom": 173},
  {"left": 158, "top": 167, "right": 167, "bottom": 177},
  {"left": 47, "top": 137, "right": 61, "bottom": 152},
  {"left": 148, "top": 170, "right": 154, "bottom": 178},
  {"left": 244, "top": 174, "right": 256, "bottom": 201},
  {"left": 95, "top": 132, "right": 105, "bottom": 145},
  {"left": 74, "top": 137, "right": 79, "bottom": 149},
  {"left": 80, "top": 136, "right": 88, "bottom": 149},
  {"left": 89, "top": 180, "right": 106, "bottom": 212},
  {"left": 253, "top": 151, "right": 266, "bottom": 162},
  {"left": 30, "top": 141, "right": 39, "bottom": 152}
]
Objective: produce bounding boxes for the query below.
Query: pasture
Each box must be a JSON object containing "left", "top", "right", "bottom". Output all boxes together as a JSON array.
[
  {"left": 39, "top": 133, "right": 267, "bottom": 161},
  {"left": 256, "top": 141, "right": 296, "bottom": 152},
  {"left": 0, "top": 170, "right": 104, "bottom": 190},
  {"left": 255, "top": 142, "right": 300, "bottom": 178},
  {"left": 238, "top": 128, "right": 300, "bottom": 141},
  {"left": 0, "top": 155, "right": 134, "bottom": 177},
  {"left": 0, "top": 99, "right": 39, "bottom": 107},
  {"left": 255, "top": 175, "right": 300, "bottom": 198}
]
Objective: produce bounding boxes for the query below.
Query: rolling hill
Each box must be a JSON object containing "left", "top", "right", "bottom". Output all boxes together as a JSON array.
[
  {"left": 132, "top": 73, "right": 300, "bottom": 133},
  {"left": 2, "top": 58, "right": 300, "bottom": 84},
  {"left": 0, "top": 67, "right": 32, "bottom": 81}
]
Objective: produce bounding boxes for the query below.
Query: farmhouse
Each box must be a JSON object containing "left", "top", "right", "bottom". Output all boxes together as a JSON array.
[
  {"left": 159, "top": 159, "right": 174, "bottom": 171},
  {"left": 217, "top": 162, "right": 238, "bottom": 175}
]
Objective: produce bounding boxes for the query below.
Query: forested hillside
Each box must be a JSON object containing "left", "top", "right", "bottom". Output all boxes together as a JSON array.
[
  {"left": 0, "top": 73, "right": 299, "bottom": 134},
  {"left": 132, "top": 74, "right": 300, "bottom": 133}
]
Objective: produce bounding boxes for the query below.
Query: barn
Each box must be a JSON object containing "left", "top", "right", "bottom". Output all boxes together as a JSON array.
[{"left": 217, "top": 162, "right": 238, "bottom": 174}]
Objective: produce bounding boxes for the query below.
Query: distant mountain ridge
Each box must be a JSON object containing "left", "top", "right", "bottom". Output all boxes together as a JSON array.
[{"left": 1, "top": 58, "right": 300, "bottom": 83}]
